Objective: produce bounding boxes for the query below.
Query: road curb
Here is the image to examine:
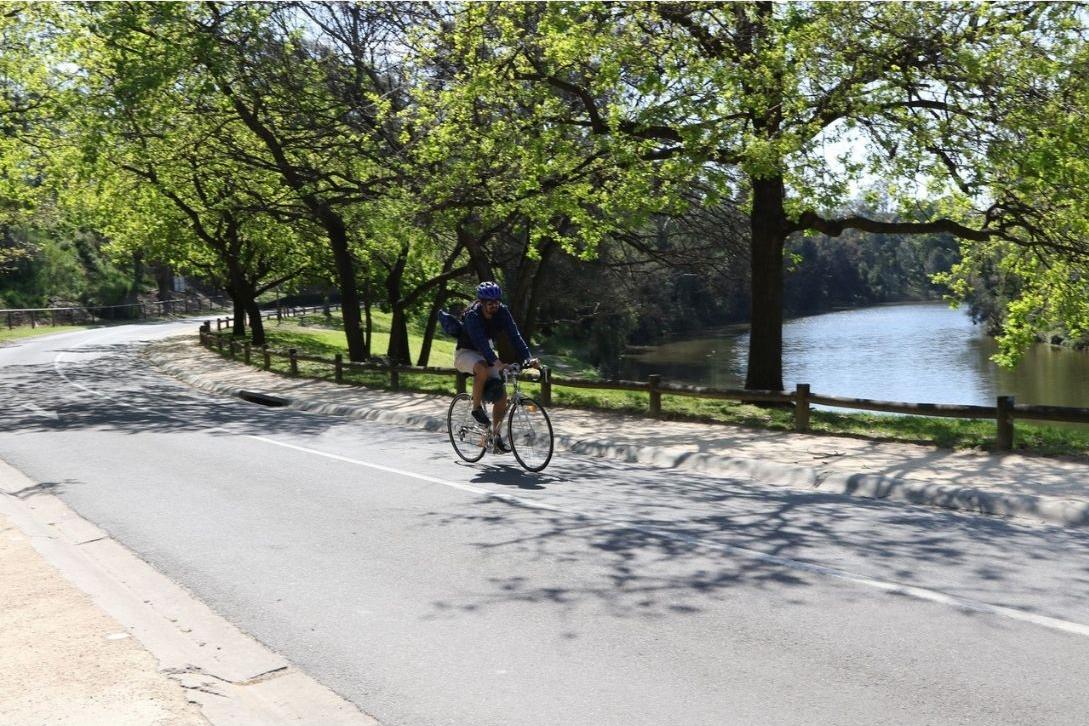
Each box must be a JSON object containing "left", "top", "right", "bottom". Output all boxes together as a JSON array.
[
  {"left": 151, "top": 354, "right": 1089, "bottom": 529},
  {"left": 0, "top": 457, "right": 378, "bottom": 726}
]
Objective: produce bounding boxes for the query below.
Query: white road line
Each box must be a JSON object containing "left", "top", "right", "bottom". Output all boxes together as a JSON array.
[{"left": 49, "top": 333, "right": 1089, "bottom": 640}]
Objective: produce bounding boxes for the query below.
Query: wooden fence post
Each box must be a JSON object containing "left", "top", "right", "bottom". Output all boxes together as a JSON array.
[
  {"left": 648, "top": 374, "right": 662, "bottom": 418},
  {"left": 216, "top": 318, "right": 222, "bottom": 331},
  {"left": 540, "top": 367, "right": 552, "bottom": 406},
  {"left": 228, "top": 339, "right": 237, "bottom": 360},
  {"left": 30, "top": 310, "right": 36, "bottom": 328},
  {"left": 215, "top": 335, "right": 224, "bottom": 353},
  {"left": 50, "top": 309, "right": 56, "bottom": 327},
  {"left": 335, "top": 353, "right": 343, "bottom": 383},
  {"left": 997, "top": 395, "right": 1015, "bottom": 451},
  {"left": 456, "top": 372, "right": 467, "bottom": 394},
  {"left": 794, "top": 383, "right": 811, "bottom": 432},
  {"left": 6, "top": 312, "right": 11, "bottom": 329},
  {"left": 262, "top": 345, "right": 271, "bottom": 370},
  {"left": 243, "top": 342, "right": 251, "bottom": 365},
  {"left": 289, "top": 348, "right": 298, "bottom": 376}
]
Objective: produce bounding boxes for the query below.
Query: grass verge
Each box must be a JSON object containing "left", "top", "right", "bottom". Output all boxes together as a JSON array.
[
  {"left": 213, "top": 313, "right": 1089, "bottom": 460},
  {"left": 0, "top": 325, "right": 91, "bottom": 343}
]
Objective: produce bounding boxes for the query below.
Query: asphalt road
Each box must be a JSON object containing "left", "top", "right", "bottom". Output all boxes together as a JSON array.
[{"left": 3, "top": 322, "right": 1089, "bottom": 726}]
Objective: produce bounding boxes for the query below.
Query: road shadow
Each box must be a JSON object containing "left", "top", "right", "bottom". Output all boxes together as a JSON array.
[
  {"left": 0, "top": 344, "right": 340, "bottom": 440},
  {"left": 463, "top": 461, "right": 558, "bottom": 490},
  {"left": 10, "top": 480, "right": 64, "bottom": 498},
  {"left": 418, "top": 449, "right": 1089, "bottom": 630}
]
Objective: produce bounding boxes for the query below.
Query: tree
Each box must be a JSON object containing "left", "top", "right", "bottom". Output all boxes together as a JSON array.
[
  {"left": 939, "top": 36, "right": 1089, "bottom": 364},
  {"left": 0, "top": 4, "right": 66, "bottom": 273},
  {"left": 449, "top": 2, "right": 1085, "bottom": 389},
  {"left": 65, "top": 2, "right": 317, "bottom": 345}
]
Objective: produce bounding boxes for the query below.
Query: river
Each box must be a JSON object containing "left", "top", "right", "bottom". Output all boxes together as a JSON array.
[{"left": 620, "top": 301, "right": 1089, "bottom": 408}]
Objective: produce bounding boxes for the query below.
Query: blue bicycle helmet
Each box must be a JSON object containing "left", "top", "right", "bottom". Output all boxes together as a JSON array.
[{"left": 476, "top": 281, "right": 502, "bottom": 300}]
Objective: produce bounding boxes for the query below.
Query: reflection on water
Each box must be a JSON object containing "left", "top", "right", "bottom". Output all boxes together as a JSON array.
[{"left": 621, "top": 302, "right": 1089, "bottom": 407}]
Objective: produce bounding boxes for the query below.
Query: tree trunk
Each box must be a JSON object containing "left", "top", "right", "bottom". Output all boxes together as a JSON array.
[
  {"left": 232, "top": 296, "right": 247, "bottom": 338},
  {"left": 518, "top": 239, "right": 556, "bottom": 342},
  {"left": 388, "top": 306, "right": 412, "bottom": 365},
  {"left": 227, "top": 262, "right": 248, "bottom": 338},
  {"left": 417, "top": 285, "right": 446, "bottom": 367},
  {"left": 320, "top": 209, "right": 367, "bottom": 361},
  {"left": 246, "top": 299, "right": 265, "bottom": 347},
  {"left": 384, "top": 246, "right": 412, "bottom": 365},
  {"left": 745, "top": 175, "right": 787, "bottom": 391},
  {"left": 457, "top": 222, "right": 494, "bottom": 281},
  {"left": 363, "top": 280, "right": 373, "bottom": 359},
  {"left": 156, "top": 264, "right": 172, "bottom": 301},
  {"left": 130, "top": 251, "right": 145, "bottom": 301}
]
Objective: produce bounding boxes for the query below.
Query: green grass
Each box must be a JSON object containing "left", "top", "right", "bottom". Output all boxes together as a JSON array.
[
  {"left": 0, "top": 324, "right": 91, "bottom": 343},
  {"left": 213, "top": 313, "right": 1089, "bottom": 460}
]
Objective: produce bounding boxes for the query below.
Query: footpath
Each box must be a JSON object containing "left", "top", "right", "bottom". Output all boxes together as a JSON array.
[
  {"left": 5, "top": 332, "right": 1089, "bottom": 725},
  {"left": 150, "top": 336, "right": 1089, "bottom": 530},
  {"left": 0, "top": 453, "right": 377, "bottom": 726}
]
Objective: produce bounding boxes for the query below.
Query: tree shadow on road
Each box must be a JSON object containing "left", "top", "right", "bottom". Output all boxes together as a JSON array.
[
  {"left": 0, "top": 345, "right": 339, "bottom": 440},
  {"left": 418, "top": 451, "right": 1089, "bottom": 631}
]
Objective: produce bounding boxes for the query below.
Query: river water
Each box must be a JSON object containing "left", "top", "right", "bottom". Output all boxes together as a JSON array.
[{"left": 620, "top": 302, "right": 1089, "bottom": 408}]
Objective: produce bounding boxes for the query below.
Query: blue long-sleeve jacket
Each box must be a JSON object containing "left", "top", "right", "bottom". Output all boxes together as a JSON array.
[{"left": 456, "top": 302, "right": 531, "bottom": 366}]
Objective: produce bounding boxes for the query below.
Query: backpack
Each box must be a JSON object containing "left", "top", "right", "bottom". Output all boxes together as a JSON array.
[{"left": 438, "top": 309, "right": 463, "bottom": 337}]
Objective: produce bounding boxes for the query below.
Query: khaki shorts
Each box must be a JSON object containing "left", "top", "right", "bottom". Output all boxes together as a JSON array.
[{"left": 455, "top": 348, "right": 491, "bottom": 375}]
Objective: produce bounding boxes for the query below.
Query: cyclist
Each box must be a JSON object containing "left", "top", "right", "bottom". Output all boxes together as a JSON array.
[{"left": 454, "top": 281, "right": 540, "bottom": 453}]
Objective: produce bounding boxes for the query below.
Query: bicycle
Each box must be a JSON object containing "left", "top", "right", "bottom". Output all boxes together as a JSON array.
[{"left": 447, "top": 361, "right": 555, "bottom": 472}]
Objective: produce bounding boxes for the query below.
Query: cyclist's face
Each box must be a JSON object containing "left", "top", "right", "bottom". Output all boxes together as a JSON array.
[{"left": 481, "top": 299, "right": 500, "bottom": 316}]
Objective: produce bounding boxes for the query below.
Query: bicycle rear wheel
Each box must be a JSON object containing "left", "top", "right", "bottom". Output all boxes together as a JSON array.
[
  {"left": 448, "top": 393, "right": 487, "bottom": 463},
  {"left": 507, "top": 397, "right": 554, "bottom": 472}
]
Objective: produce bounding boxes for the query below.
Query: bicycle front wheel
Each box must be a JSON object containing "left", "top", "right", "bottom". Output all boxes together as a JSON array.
[
  {"left": 448, "top": 393, "right": 487, "bottom": 463},
  {"left": 507, "top": 397, "right": 554, "bottom": 472}
]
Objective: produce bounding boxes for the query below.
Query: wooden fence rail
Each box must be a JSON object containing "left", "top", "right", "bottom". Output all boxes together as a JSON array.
[
  {"left": 213, "top": 303, "right": 339, "bottom": 331},
  {"left": 199, "top": 325, "right": 1089, "bottom": 451},
  {"left": 2, "top": 298, "right": 227, "bottom": 329}
]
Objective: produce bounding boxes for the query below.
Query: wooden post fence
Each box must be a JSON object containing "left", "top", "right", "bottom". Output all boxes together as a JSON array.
[
  {"left": 183, "top": 323, "right": 1089, "bottom": 447},
  {"left": 648, "top": 374, "right": 662, "bottom": 418},
  {"left": 997, "top": 395, "right": 1015, "bottom": 451},
  {"left": 540, "top": 367, "right": 552, "bottom": 406},
  {"left": 794, "top": 383, "right": 810, "bottom": 432}
]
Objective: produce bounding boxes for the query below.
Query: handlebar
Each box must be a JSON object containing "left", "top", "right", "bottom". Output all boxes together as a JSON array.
[{"left": 501, "top": 360, "right": 541, "bottom": 381}]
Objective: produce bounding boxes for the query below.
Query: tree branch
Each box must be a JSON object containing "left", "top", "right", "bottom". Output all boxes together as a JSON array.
[{"left": 793, "top": 210, "right": 994, "bottom": 242}]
